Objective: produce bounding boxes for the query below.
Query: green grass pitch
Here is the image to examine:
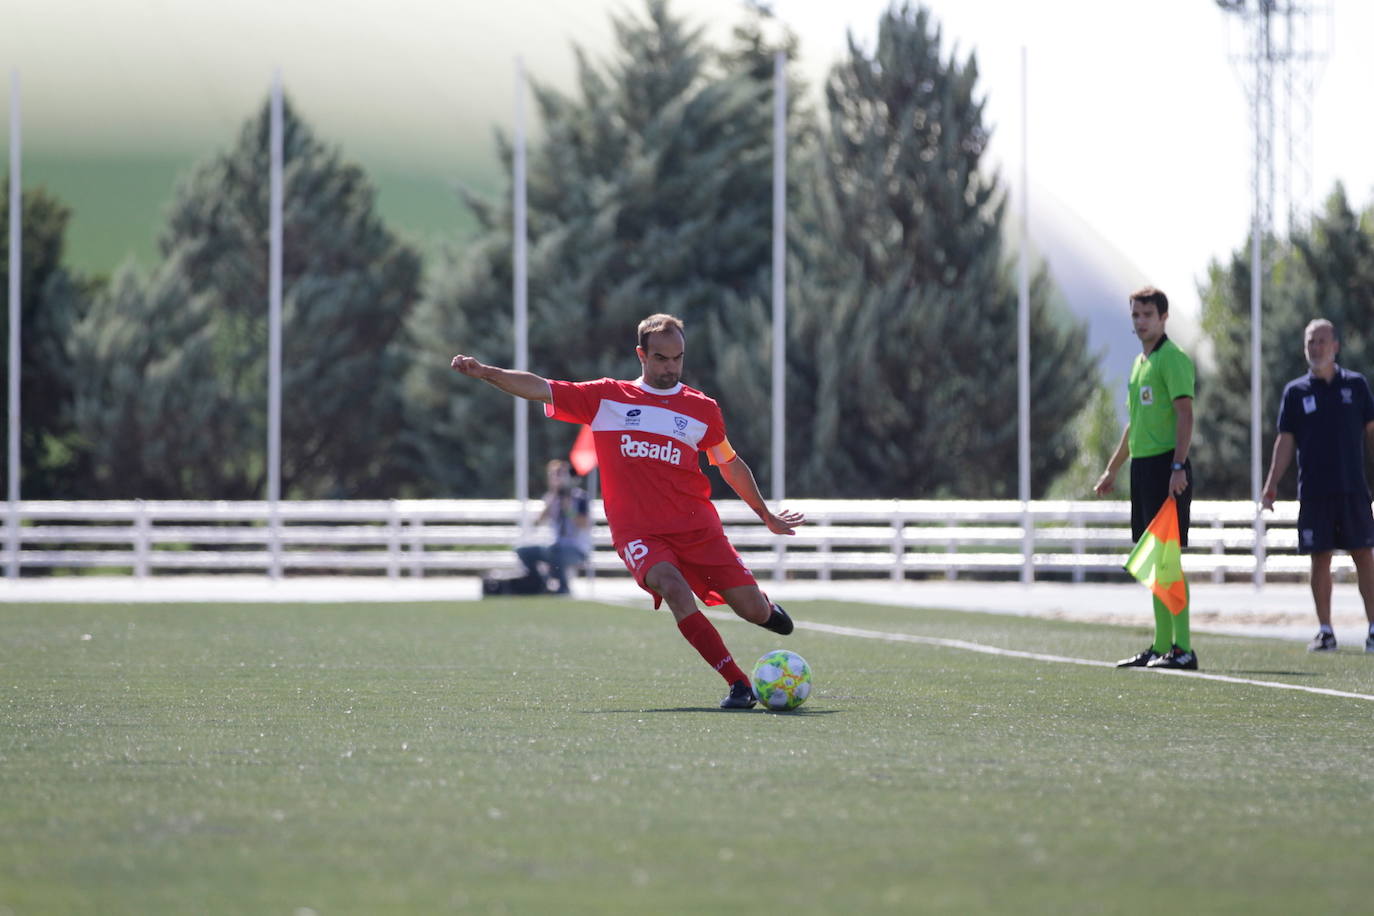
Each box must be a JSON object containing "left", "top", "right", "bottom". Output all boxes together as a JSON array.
[{"left": 4, "top": 597, "right": 1374, "bottom": 914}]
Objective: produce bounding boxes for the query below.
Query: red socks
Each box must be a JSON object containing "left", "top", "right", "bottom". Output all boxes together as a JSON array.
[{"left": 677, "top": 611, "right": 748, "bottom": 684}]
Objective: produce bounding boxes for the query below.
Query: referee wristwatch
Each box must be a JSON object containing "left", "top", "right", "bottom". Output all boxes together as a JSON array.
[{"left": 1170, "top": 461, "right": 1186, "bottom": 472}]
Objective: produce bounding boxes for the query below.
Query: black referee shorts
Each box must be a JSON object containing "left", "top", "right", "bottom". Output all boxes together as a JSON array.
[{"left": 1130, "top": 452, "right": 1191, "bottom": 548}]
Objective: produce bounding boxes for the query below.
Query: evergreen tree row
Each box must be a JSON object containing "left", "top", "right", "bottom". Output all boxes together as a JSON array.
[{"left": 5, "top": 0, "right": 1107, "bottom": 500}]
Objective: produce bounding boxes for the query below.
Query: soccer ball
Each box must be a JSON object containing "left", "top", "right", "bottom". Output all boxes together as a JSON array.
[{"left": 751, "top": 650, "right": 812, "bottom": 711}]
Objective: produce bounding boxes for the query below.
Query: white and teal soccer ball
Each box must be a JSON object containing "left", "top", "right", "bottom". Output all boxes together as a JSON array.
[{"left": 751, "top": 649, "right": 812, "bottom": 711}]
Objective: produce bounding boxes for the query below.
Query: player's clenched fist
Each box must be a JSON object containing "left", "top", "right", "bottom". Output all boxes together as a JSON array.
[{"left": 450, "top": 354, "right": 488, "bottom": 379}]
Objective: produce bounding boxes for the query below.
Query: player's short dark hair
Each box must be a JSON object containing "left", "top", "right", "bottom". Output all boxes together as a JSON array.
[
  {"left": 1129, "top": 286, "right": 1169, "bottom": 316},
  {"left": 637, "top": 313, "right": 685, "bottom": 351}
]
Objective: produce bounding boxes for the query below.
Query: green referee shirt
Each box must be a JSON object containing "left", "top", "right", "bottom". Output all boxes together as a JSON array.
[{"left": 1127, "top": 335, "right": 1195, "bottom": 459}]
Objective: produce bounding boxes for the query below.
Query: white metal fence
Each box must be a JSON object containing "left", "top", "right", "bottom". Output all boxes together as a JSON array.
[{"left": 0, "top": 498, "right": 1340, "bottom": 585}]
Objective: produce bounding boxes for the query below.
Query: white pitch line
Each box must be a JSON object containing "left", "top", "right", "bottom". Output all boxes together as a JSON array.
[
  {"left": 708, "top": 611, "right": 1374, "bottom": 704},
  {"left": 795, "top": 620, "right": 1117, "bottom": 669}
]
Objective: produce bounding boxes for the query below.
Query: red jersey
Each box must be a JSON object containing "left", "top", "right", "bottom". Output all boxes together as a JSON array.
[{"left": 545, "top": 378, "right": 730, "bottom": 537}]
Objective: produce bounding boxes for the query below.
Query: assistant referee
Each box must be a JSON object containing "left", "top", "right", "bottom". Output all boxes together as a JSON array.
[{"left": 1094, "top": 286, "right": 1198, "bottom": 671}]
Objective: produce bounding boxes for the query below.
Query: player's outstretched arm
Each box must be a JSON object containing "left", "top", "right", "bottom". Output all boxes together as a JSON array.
[
  {"left": 450, "top": 354, "right": 552, "bottom": 404},
  {"left": 716, "top": 455, "right": 805, "bottom": 536}
]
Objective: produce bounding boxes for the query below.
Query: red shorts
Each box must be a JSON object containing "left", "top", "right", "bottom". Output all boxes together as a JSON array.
[{"left": 615, "top": 527, "right": 757, "bottom": 609}]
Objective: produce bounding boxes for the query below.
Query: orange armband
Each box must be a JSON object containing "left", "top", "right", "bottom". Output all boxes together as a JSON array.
[{"left": 706, "top": 437, "right": 737, "bottom": 466}]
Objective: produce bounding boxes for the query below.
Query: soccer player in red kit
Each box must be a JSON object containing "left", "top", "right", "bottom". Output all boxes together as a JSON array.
[{"left": 451, "top": 313, "right": 804, "bottom": 709}]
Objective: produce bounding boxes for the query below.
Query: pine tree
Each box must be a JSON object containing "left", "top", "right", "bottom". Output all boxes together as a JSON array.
[
  {"left": 68, "top": 263, "right": 230, "bottom": 497},
  {"left": 1047, "top": 383, "right": 1127, "bottom": 500},
  {"left": 68, "top": 98, "right": 422, "bottom": 498},
  {"left": 0, "top": 181, "right": 93, "bottom": 498},
  {"left": 1196, "top": 185, "right": 1374, "bottom": 498},
  {"left": 407, "top": 0, "right": 809, "bottom": 497},
  {"left": 788, "top": 2, "right": 1096, "bottom": 497}
]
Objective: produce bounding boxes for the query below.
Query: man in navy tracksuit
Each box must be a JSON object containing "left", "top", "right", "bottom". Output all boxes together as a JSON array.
[{"left": 1262, "top": 319, "right": 1374, "bottom": 652}]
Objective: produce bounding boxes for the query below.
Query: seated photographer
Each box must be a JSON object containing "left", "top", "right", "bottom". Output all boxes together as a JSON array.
[{"left": 515, "top": 460, "right": 591, "bottom": 594}]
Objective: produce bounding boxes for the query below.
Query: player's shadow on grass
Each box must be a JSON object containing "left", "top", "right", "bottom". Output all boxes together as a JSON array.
[
  {"left": 1227, "top": 669, "right": 1320, "bottom": 678},
  {"left": 592, "top": 707, "right": 841, "bottom": 715}
]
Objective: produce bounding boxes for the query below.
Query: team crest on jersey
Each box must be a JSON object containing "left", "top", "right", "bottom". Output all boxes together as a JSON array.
[
  {"left": 672, "top": 416, "right": 689, "bottom": 437},
  {"left": 1341, "top": 387, "right": 1353, "bottom": 404},
  {"left": 1139, "top": 385, "right": 1154, "bottom": 406}
]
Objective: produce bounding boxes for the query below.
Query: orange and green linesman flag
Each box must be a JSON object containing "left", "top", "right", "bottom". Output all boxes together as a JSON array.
[
  {"left": 1124, "top": 496, "right": 1188, "bottom": 614},
  {"left": 568, "top": 424, "right": 598, "bottom": 477}
]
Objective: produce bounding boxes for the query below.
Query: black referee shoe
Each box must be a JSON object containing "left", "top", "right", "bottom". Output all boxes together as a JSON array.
[
  {"left": 719, "top": 680, "right": 758, "bottom": 710},
  {"left": 1147, "top": 645, "right": 1199, "bottom": 671},
  {"left": 1116, "top": 646, "right": 1163, "bottom": 668}
]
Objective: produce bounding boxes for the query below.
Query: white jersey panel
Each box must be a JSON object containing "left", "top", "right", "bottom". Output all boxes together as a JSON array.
[{"left": 590, "top": 400, "right": 710, "bottom": 450}]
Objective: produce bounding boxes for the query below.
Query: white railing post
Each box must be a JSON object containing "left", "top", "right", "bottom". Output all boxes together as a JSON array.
[
  {"left": 890, "top": 503, "right": 904, "bottom": 583},
  {"left": 819, "top": 531, "right": 832, "bottom": 581},
  {"left": 1071, "top": 509, "right": 1085, "bottom": 584},
  {"left": 386, "top": 501, "right": 401, "bottom": 580},
  {"left": 944, "top": 520, "right": 956, "bottom": 581},
  {"left": 1212, "top": 515, "right": 1224, "bottom": 584},
  {"left": 1021, "top": 501, "right": 1034, "bottom": 584},
  {"left": 133, "top": 499, "right": 150, "bottom": 578},
  {"left": 268, "top": 502, "right": 283, "bottom": 579},
  {"left": 4, "top": 501, "right": 17, "bottom": 577},
  {"left": 408, "top": 517, "right": 424, "bottom": 579}
]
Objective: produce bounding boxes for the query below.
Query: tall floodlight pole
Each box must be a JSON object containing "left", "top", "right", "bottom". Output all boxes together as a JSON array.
[
  {"left": 771, "top": 51, "right": 788, "bottom": 582},
  {"left": 513, "top": 57, "right": 530, "bottom": 519},
  {"left": 1217, "top": 0, "right": 1328, "bottom": 588},
  {"left": 268, "top": 69, "right": 284, "bottom": 578},
  {"left": 6, "top": 71, "right": 20, "bottom": 580},
  {"left": 1018, "top": 48, "right": 1032, "bottom": 584},
  {"left": 1249, "top": 21, "right": 1266, "bottom": 590},
  {"left": 771, "top": 51, "right": 786, "bottom": 505}
]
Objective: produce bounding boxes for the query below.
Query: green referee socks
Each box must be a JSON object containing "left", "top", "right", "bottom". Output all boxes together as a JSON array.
[
  {"left": 1174, "top": 580, "right": 1192, "bottom": 652},
  {"left": 1152, "top": 590, "right": 1192, "bottom": 654},
  {"left": 1173, "top": 606, "right": 1192, "bottom": 653},
  {"left": 1152, "top": 596, "right": 1173, "bottom": 655}
]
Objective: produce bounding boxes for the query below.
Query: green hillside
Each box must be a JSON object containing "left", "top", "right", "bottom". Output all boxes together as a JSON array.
[{"left": 25, "top": 150, "right": 494, "bottom": 277}]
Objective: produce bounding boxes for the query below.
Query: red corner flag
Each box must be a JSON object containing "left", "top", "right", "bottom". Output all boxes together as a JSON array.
[
  {"left": 1124, "top": 496, "right": 1188, "bottom": 615},
  {"left": 569, "top": 425, "right": 597, "bottom": 476}
]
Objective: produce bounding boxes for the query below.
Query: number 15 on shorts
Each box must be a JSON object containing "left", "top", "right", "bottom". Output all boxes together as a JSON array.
[{"left": 620, "top": 539, "right": 649, "bottom": 572}]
